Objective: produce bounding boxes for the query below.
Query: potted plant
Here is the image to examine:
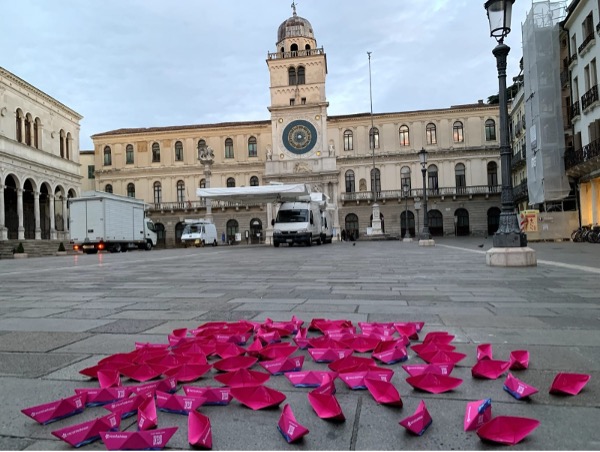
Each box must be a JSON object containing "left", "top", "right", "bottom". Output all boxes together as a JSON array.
[
  {"left": 56, "top": 242, "right": 67, "bottom": 256},
  {"left": 13, "top": 242, "right": 27, "bottom": 259}
]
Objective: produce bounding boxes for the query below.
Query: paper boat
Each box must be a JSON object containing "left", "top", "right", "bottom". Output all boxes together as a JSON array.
[
  {"left": 213, "top": 355, "right": 258, "bottom": 372},
  {"left": 183, "top": 386, "right": 232, "bottom": 405},
  {"left": 476, "top": 416, "right": 540, "bottom": 445},
  {"left": 406, "top": 372, "right": 463, "bottom": 394},
  {"left": 417, "top": 350, "right": 467, "bottom": 365},
  {"left": 307, "top": 391, "right": 344, "bottom": 421},
  {"left": 103, "top": 394, "right": 150, "bottom": 419},
  {"left": 285, "top": 371, "right": 338, "bottom": 388},
  {"left": 258, "top": 343, "right": 298, "bottom": 360},
  {"left": 213, "top": 368, "right": 270, "bottom": 388},
  {"left": 503, "top": 373, "right": 538, "bottom": 400},
  {"left": 100, "top": 427, "right": 178, "bottom": 450},
  {"left": 188, "top": 410, "right": 212, "bottom": 449},
  {"left": 22, "top": 393, "right": 86, "bottom": 425},
  {"left": 137, "top": 396, "right": 157, "bottom": 431},
  {"left": 163, "top": 363, "right": 212, "bottom": 383},
  {"left": 342, "top": 335, "right": 381, "bottom": 353},
  {"left": 51, "top": 412, "right": 120, "bottom": 447},
  {"left": 75, "top": 387, "right": 131, "bottom": 407},
  {"left": 338, "top": 368, "right": 394, "bottom": 390},
  {"left": 399, "top": 400, "right": 432, "bottom": 435},
  {"left": 402, "top": 363, "right": 454, "bottom": 377},
  {"left": 230, "top": 385, "right": 286, "bottom": 410},
  {"left": 549, "top": 373, "right": 591, "bottom": 396},
  {"left": 97, "top": 369, "right": 121, "bottom": 388},
  {"left": 364, "top": 378, "right": 402, "bottom": 407},
  {"left": 509, "top": 350, "right": 530, "bottom": 370},
  {"left": 308, "top": 348, "right": 354, "bottom": 363},
  {"left": 259, "top": 355, "right": 305, "bottom": 375},
  {"left": 155, "top": 390, "right": 205, "bottom": 415},
  {"left": 328, "top": 356, "right": 375, "bottom": 373},
  {"left": 372, "top": 341, "right": 408, "bottom": 364},
  {"left": 464, "top": 398, "right": 492, "bottom": 431},
  {"left": 278, "top": 404, "right": 309, "bottom": 443},
  {"left": 476, "top": 344, "right": 493, "bottom": 361},
  {"left": 423, "top": 331, "right": 455, "bottom": 344},
  {"left": 471, "top": 359, "right": 510, "bottom": 380}
]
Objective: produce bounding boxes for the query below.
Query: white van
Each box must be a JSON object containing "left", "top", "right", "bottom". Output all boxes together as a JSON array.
[{"left": 181, "top": 220, "right": 218, "bottom": 247}]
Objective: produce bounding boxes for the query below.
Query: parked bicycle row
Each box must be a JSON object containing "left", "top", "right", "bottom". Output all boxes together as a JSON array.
[{"left": 571, "top": 225, "right": 600, "bottom": 243}]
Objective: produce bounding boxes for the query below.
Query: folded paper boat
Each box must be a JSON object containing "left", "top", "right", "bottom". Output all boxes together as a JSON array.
[
  {"left": 463, "top": 398, "right": 492, "bottom": 431},
  {"left": 471, "top": 360, "right": 510, "bottom": 380},
  {"left": 97, "top": 369, "right": 121, "bottom": 389},
  {"left": 293, "top": 328, "right": 310, "bottom": 349},
  {"left": 476, "top": 344, "right": 493, "bottom": 361},
  {"left": 100, "top": 427, "right": 178, "bottom": 451},
  {"left": 338, "top": 368, "right": 394, "bottom": 390},
  {"left": 328, "top": 356, "right": 376, "bottom": 373},
  {"left": 51, "top": 412, "right": 120, "bottom": 447},
  {"left": 308, "top": 335, "right": 346, "bottom": 349},
  {"left": 230, "top": 385, "right": 286, "bottom": 410},
  {"left": 259, "top": 355, "right": 305, "bottom": 375},
  {"left": 156, "top": 390, "right": 206, "bottom": 415},
  {"left": 423, "top": 331, "right": 455, "bottom": 344},
  {"left": 364, "top": 378, "right": 402, "bottom": 407},
  {"left": 259, "top": 343, "right": 299, "bottom": 360},
  {"left": 308, "top": 348, "right": 353, "bottom": 363},
  {"left": 417, "top": 350, "right": 467, "bottom": 365},
  {"left": 406, "top": 372, "right": 463, "bottom": 394},
  {"left": 119, "top": 362, "right": 169, "bottom": 382},
  {"left": 508, "top": 350, "right": 530, "bottom": 370},
  {"left": 188, "top": 410, "right": 212, "bottom": 449},
  {"left": 307, "top": 390, "right": 344, "bottom": 421},
  {"left": 214, "top": 342, "right": 246, "bottom": 359},
  {"left": 399, "top": 400, "right": 432, "bottom": 435},
  {"left": 183, "top": 386, "right": 232, "bottom": 405},
  {"left": 285, "top": 371, "right": 338, "bottom": 388},
  {"left": 213, "top": 368, "right": 270, "bottom": 387},
  {"left": 549, "top": 373, "right": 591, "bottom": 396},
  {"left": 402, "top": 363, "right": 454, "bottom": 377},
  {"left": 309, "top": 318, "right": 354, "bottom": 333},
  {"left": 22, "top": 393, "right": 87, "bottom": 425},
  {"left": 393, "top": 322, "right": 420, "bottom": 340},
  {"left": 75, "top": 387, "right": 131, "bottom": 407},
  {"left": 103, "top": 394, "right": 150, "bottom": 419},
  {"left": 213, "top": 355, "right": 258, "bottom": 372},
  {"left": 476, "top": 416, "right": 540, "bottom": 445},
  {"left": 278, "top": 404, "right": 309, "bottom": 443},
  {"left": 163, "top": 363, "right": 212, "bottom": 383},
  {"left": 411, "top": 342, "right": 456, "bottom": 356},
  {"left": 342, "top": 335, "right": 381, "bottom": 353},
  {"left": 503, "top": 373, "right": 538, "bottom": 399},
  {"left": 372, "top": 341, "right": 408, "bottom": 364},
  {"left": 137, "top": 396, "right": 157, "bottom": 431}
]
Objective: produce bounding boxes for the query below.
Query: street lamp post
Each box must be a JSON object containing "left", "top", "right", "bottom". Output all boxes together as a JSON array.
[
  {"left": 402, "top": 183, "right": 411, "bottom": 241},
  {"left": 367, "top": 51, "right": 382, "bottom": 236},
  {"left": 418, "top": 148, "right": 431, "bottom": 242},
  {"left": 198, "top": 146, "right": 215, "bottom": 222}
]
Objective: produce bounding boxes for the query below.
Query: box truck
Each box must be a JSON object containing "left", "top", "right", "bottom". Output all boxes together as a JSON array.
[
  {"left": 272, "top": 192, "right": 332, "bottom": 247},
  {"left": 69, "top": 191, "right": 157, "bottom": 254},
  {"left": 181, "top": 219, "right": 218, "bottom": 247}
]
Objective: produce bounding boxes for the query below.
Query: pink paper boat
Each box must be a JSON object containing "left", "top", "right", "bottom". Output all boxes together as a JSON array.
[
  {"left": 328, "top": 356, "right": 376, "bottom": 373},
  {"left": 52, "top": 412, "right": 120, "bottom": 447},
  {"left": 259, "top": 343, "right": 298, "bottom": 360},
  {"left": 213, "top": 332, "right": 252, "bottom": 345},
  {"left": 411, "top": 342, "right": 456, "bottom": 356},
  {"left": 402, "top": 363, "right": 454, "bottom": 377},
  {"left": 213, "top": 368, "right": 270, "bottom": 387},
  {"left": 183, "top": 386, "right": 232, "bottom": 405},
  {"left": 338, "top": 368, "right": 394, "bottom": 390},
  {"left": 119, "top": 362, "right": 169, "bottom": 382},
  {"left": 549, "top": 373, "right": 591, "bottom": 395},
  {"left": 464, "top": 398, "right": 492, "bottom": 431},
  {"left": 285, "top": 371, "right": 338, "bottom": 388},
  {"left": 393, "top": 322, "right": 419, "bottom": 340},
  {"left": 359, "top": 321, "right": 396, "bottom": 338},
  {"left": 146, "top": 352, "right": 182, "bottom": 368},
  {"left": 133, "top": 347, "right": 169, "bottom": 364},
  {"left": 79, "top": 362, "right": 122, "bottom": 379},
  {"left": 100, "top": 427, "right": 178, "bottom": 450},
  {"left": 128, "top": 381, "right": 159, "bottom": 398},
  {"left": 307, "top": 391, "right": 344, "bottom": 421},
  {"left": 364, "top": 378, "right": 402, "bottom": 407},
  {"left": 372, "top": 341, "right": 408, "bottom": 364},
  {"left": 98, "top": 352, "right": 137, "bottom": 367},
  {"left": 476, "top": 344, "right": 493, "bottom": 361},
  {"left": 399, "top": 400, "right": 432, "bottom": 435},
  {"left": 137, "top": 396, "right": 157, "bottom": 431},
  {"left": 188, "top": 410, "right": 212, "bottom": 449},
  {"left": 309, "top": 318, "right": 354, "bottom": 333},
  {"left": 135, "top": 342, "right": 169, "bottom": 350},
  {"left": 423, "top": 331, "right": 455, "bottom": 344},
  {"left": 98, "top": 369, "right": 121, "bottom": 388},
  {"left": 477, "top": 416, "right": 540, "bottom": 445},
  {"left": 214, "top": 342, "right": 246, "bottom": 359},
  {"left": 509, "top": 350, "right": 530, "bottom": 370},
  {"left": 75, "top": 387, "right": 131, "bottom": 407},
  {"left": 312, "top": 373, "right": 337, "bottom": 396},
  {"left": 471, "top": 359, "right": 510, "bottom": 380},
  {"left": 342, "top": 335, "right": 381, "bottom": 353},
  {"left": 503, "top": 373, "right": 539, "bottom": 399},
  {"left": 278, "top": 404, "right": 309, "bottom": 443},
  {"left": 406, "top": 373, "right": 463, "bottom": 394},
  {"left": 155, "top": 390, "right": 205, "bottom": 415},
  {"left": 259, "top": 356, "right": 305, "bottom": 375},
  {"left": 230, "top": 385, "right": 286, "bottom": 410},
  {"left": 293, "top": 328, "right": 310, "bottom": 349},
  {"left": 163, "top": 363, "right": 212, "bottom": 383},
  {"left": 418, "top": 349, "right": 467, "bottom": 365},
  {"left": 308, "top": 348, "right": 354, "bottom": 363},
  {"left": 103, "top": 394, "right": 150, "bottom": 419},
  {"left": 155, "top": 376, "right": 178, "bottom": 394},
  {"left": 307, "top": 335, "right": 345, "bottom": 349},
  {"left": 256, "top": 329, "right": 282, "bottom": 344},
  {"left": 213, "top": 355, "right": 258, "bottom": 372},
  {"left": 22, "top": 393, "right": 86, "bottom": 425}
]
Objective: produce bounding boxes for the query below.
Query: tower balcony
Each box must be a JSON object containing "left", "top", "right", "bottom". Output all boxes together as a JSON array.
[{"left": 267, "top": 47, "right": 324, "bottom": 60}]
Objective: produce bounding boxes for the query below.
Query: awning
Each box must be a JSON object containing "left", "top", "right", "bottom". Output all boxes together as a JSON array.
[{"left": 196, "top": 183, "right": 309, "bottom": 203}]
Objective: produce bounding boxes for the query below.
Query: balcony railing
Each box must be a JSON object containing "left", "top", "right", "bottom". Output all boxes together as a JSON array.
[
  {"left": 581, "top": 85, "right": 599, "bottom": 111},
  {"left": 340, "top": 185, "right": 501, "bottom": 203},
  {"left": 148, "top": 199, "right": 263, "bottom": 212},
  {"left": 267, "top": 48, "right": 324, "bottom": 60},
  {"left": 513, "top": 179, "right": 528, "bottom": 201},
  {"left": 565, "top": 137, "right": 600, "bottom": 171},
  {"left": 570, "top": 100, "right": 581, "bottom": 119},
  {"left": 578, "top": 32, "right": 595, "bottom": 54},
  {"left": 511, "top": 148, "right": 526, "bottom": 170}
]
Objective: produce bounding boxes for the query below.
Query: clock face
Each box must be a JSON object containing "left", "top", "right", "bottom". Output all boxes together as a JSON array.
[{"left": 282, "top": 120, "right": 318, "bottom": 155}]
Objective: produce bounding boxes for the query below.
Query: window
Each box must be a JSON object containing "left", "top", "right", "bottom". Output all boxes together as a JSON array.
[
  {"left": 369, "top": 127, "right": 379, "bottom": 149},
  {"left": 152, "top": 142, "right": 160, "bottom": 162},
  {"left": 487, "top": 161, "right": 498, "bottom": 187},
  {"left": 226, "top": 219, "right": 239, "bottom": 242},
  {"left": 153, "top": 182, "right": 162, "bottom": 204},
  {"left": 59, "top": 129, "right": 65, "bottom": 157},
  {"left": 199, "top": 178, "right": 206, "bottom": 188},
  {"left": 34, "top": 118, "right": 41, "bottom": 149},
  {"left": 455, "top": 163, "right": 466, "bottom": 191},
  {"left": 345, "top": 170, "right": 355, "bottom": 192},
  {"left": 225, "top": 138, "right": 234, "bottom": 158},
  {"left": 16, "top": 109, "right": 23, "bottom": 142},
  {"left": 400, "top": 166, "right": 411, "bottom": 190},
  {"left": 227, "top": 177, "right": 236, "bottom": 187},
  {"left": 25, "top": 115, "right": 32, "bottom": 146},
  {"left": 197, "top": 139, "right": 207, "bottom": 159},
  {"left": 248, "top": 136, "right": 257, "bottom": 157},
  {"left": 175, "top": 141, "right": 183, "bottom": 161},
  {"left": 250, "top": 176, "right": 259, "bottom": 186},
  {"left": 126, "top": 144, "right": 134, "bottom": 164},
  {"left": 453, "top": 121, "right": 464, "bottom": 143},
  {"left": 105, "top": 184, "right": 113, "bottom": 193},
  {"left": 103, "top": 146, "right": 112, "bottom": 166},
  {"left": 427, "top": 165, "right": 439, "bottom": 194},
  {"left": 87, "top": 165, "right": 95, "bottom": 179},
  {"left": 301, "top": 97, "right": 306, "bottom": 105},
  {"left": 426, "top": 123, "right": 437, "bottom": 145},
  {"left": 343, "top": 130, "right": 353, "bottom": 151},
  {"left": 370, "top": 168, "right": 381, "bottom": 194},
  {"left": 66, "top": 132, "right": 71, "bottom": 159},
  {"left": 485, "top": 119, "right": 496, "bottom": 141},
  {"left": 290, "top": 43, "right": 298, "bottom": 55},
  {"left": 399, "top": 125, "right": 410, "bottom": 146},
  {"left": 297, "top": 66, "right": 305, "bottom": 84},
  {"left": 177, "top": 180, "right": 185, "bottom": 203},
  {"left": 127, "top": 183, "right": 135, "bottom": 198},
  {"left": 288, "top": 67, "right": 297, "bottom": 85},
  {"left": 290, "top": 98, "right": 295, "bottom": 106}
]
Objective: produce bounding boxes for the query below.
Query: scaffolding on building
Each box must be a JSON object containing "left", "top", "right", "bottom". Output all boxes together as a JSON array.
[{"left": 522, "top": 0, "right": 572, "bottom": 205}]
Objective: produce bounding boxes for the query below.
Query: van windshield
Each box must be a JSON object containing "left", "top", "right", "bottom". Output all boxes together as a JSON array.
[
  {"left": 276, "top": 209, "right": 308, "bottom": 223},
  {"left": 183, "top": 224, "right": 203, "bottom": 234}
]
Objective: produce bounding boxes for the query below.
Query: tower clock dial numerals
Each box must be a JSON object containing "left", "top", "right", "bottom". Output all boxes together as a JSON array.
[{"left": 282, "top": 120, "right": 318, "bottom": 154}]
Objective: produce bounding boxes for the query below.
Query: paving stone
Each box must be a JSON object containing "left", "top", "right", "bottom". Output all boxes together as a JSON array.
[
  {"left": 0, "top": 332, "right": 90, "bottom": 352},
  {"left": 86, "top": 319, "right": 165, "bottom": 334}
]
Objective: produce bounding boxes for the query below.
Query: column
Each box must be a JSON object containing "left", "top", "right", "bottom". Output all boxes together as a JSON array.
[
  {"left": 266, "top": 202, "right": 274, "bottom": 245},
  {"left": 49, "top": 194, "right": 57, "bottom": 240},
  {"left": 592, "top": 179, "right": 598, "bottom": 226},
  {"left": 63, "top": 196, "right": 70, "bottom": 240},
  {"left": 17, "top": 188, "right": 24, "bottom": 240},
  {"left": 34, "top": 191, "right": 41, "bottom": 240},
  {"left": 0, "top": 184, "right": 6, "bottom": 240},
  {"left": 332, "top": 181, "right": 341, "bottom": 241}
]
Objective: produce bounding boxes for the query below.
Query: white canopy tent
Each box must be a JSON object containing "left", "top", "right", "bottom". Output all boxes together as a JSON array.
[{"left": 196, "top": 183, "right": 310, "bottom": 204}]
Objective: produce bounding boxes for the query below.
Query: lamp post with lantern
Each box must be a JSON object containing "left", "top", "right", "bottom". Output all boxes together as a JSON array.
[
  {"left": 418, "top": 148, "right": 433, "bottom": 245},
  {"left": 402, "top": 182, "right": 411, "bottom": 241}
]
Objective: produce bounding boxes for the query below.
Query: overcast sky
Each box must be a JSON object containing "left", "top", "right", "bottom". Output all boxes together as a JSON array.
[{"left": 1, "top": 0, "right": 534, "bottom": 150}]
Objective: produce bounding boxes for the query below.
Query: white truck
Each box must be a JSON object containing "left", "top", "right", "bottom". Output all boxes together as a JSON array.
[
  {"left": 272, "top": 192, "right": 332, "bottom": 247},
  {"left": 69, "top": 191, "right": 157, "bottom": 254},
  {"left": 181, "top": 219, "right": 218, "bottom": 247}
]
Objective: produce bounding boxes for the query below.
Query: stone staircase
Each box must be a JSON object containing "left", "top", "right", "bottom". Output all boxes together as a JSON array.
[{"left": 0, "top": 240, "right": 76, "bottom": 259}]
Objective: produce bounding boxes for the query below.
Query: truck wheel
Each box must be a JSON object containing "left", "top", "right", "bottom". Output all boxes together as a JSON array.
[
  {"left": 144, "top": 241, "right": 152, "bottom": 251},
  {"left": 306, "top": 235, "right": 312, "bottom": 247},
  {"left": 112, "top": 243, "right": 122, "bottom": 253}
]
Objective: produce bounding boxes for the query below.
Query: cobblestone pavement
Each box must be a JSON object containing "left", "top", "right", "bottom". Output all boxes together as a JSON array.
[{"left": 0, "top": 238, "right": 598, "bottom": 450}]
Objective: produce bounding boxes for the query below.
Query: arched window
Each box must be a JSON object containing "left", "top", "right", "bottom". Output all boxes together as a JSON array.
[
  {"left": 199, "top": 179, "right": 206, "bottom": 188},
  {"left": 290, "top": 43, "right": 298, "bottom": 55},
  {"left": 34, "top": 117, "right": 41, "bottom": 149},
  {"left": 197, "top": 139, "right": 207, "bottom": 159},
  {"left": 455, "top": 208, "right": 470, "bottom": 236},
  {"left": 59, "top": 130, "right": 65, "bottom": 157},
  {"left": 250, "top": 176, "right": 259, "bottom": 186},
  {"left": 66, "top": 132, "right": 71, "bottom": 159},
  {"left": 453, "top": 121, "right": 464, "bottom": 143},
  {"left": 428, "top": 209, "right": 444, "bottom": 236},
  {"left": 343, "top": 130, "right": 353, "bottom": 151},
  {"left": 305, "top": 44, "right": 311, "bottom": 50},
  {"left": 248, "top": 136, "right": 257, "bottom": 157},
  {"left": 288, "top": 67, "right": 297, "bottom": 85},
  {"left": 399, "top": 125, "right": 410, "bottom": 146},
  {"left": 426, "top": 123, "right": 437, "bottom": 145},
  {"left": 105, "top": 184, "right": 113, "bottom": 193},
  {"left": 103, "top": 146, "right": 112, "bottom": 166},
  {"left": 152, "top": 142, "right": 160, "bottom": 162},
  {"left": 359, "top": 178, "right": 367, "bottom": 192},
  {"left": 25, "top": 114, "right": 32, "bottom": 146},
  {"left": 485, "top": 119, "right": 497, "bottom": 141},
  {"left": 126, "top": 144, "right": 134, "bottom": 164},
  {"left": 369, "top": 127, "right": 379, "bottom": 149},
  {"left": 15, "top": 109, "right": 23, "bottom": 142},
  {"left": 225, "top": 138, "right": 234, "bottom": 159},
  {"left": 297, "top": 66, "right": 305, "bottom": 84},
  {"left": 344, "top": 213, "right": 359, "bottom": 240},
  {"left": 401, "top": 166, "right": 411, "bottom": 189},
  {"left": 370, "top": 168, "right": 381, "bottom": 194},
  {"left": 487, "top": 161, "right": 498, "bottom": 188},
  {"left": 153, "top": 181, "right": 162, "bottom": 204},
  {"left": 227, "top": 177, "right": 236, "bottom": 187},
  {"left": 176, "top": 180, "right": 185, "bottom": 203},
  {"left": 427, "top": 165, "right": 439, "bottom": 194},
  {"left": 127, "top": 183, "right": 135, "bottom": 198},
  {"left": 345, "top": 170, "right": 355, "bottom": 193},
  {"left": 226, "top": 219, "right": 239, "bottom": 243},
  {"left": 455, "top": 163, "right": 466, "bottom": 191},
  {"left": 175, "top": 141, "right": 183, "bottom": 161}
]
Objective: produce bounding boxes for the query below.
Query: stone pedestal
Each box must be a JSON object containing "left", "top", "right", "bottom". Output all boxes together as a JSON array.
[
  {"left": 418, "top": 239, "right": 436, "bottom": 247},
  {"left": 371, "top": 203, "right": 383, "bottom": 235},
  {"left": 486, "top": 247, "right": 537, "bottom": 267},
  {"left": 402, "top": 237, "right": 413, "bottom": 242}
]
